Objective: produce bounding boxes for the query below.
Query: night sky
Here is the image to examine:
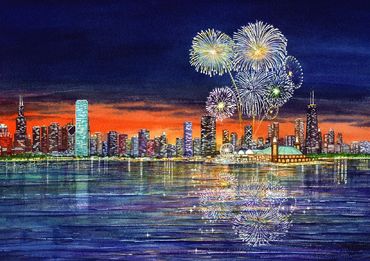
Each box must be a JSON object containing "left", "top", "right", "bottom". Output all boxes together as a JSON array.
[{"left": 0, "top": 1, "right": 369, "bottom": 141}]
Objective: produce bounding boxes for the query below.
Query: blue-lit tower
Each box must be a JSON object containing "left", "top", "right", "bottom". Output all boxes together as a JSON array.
[
  {"left": 75, "top": 100, "right": 89, "bottom": 157},
  {"left": 183, "top": 121, "right": 193, "bottom": 157}
]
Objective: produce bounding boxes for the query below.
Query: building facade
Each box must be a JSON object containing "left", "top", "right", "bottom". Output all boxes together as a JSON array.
[
  {"left": 183, "top": 122, "right": 193, "bottom": 157},
  {"left": 201, "top": 116, "right": 216, "bottom": 156},
  {"left": 75, "top": 100, "right": 89, "bottom": 157}
]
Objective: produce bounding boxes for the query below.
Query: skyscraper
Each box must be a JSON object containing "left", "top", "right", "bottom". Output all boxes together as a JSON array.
[
  {"left": 40, "top": 126, "right": 48, "bottom": 154},
  {"left": 146, "top": 139, "right": 155, "bottom": 157},
  {"left": 90, "top": 134, "right": 98, "bottom": 155},
  {"left": 193, "top": 138, "right": 201, "bottom": 156},
  {"left": 107, "top": 131, "right": 118, "bottom": 156},
  {"left": 118, "top": 134, "right": 128, "bottom": 156},
  {"left": 222, "top": 129, "right": 230, "bottom": 144},
  {"left": 244, "top": 125, "right": 253, "bottom": 148},
  {"left": 159, "top": 133, "right": 167, "bottom": 158},
  {"left": 305, "top": 91, "right": 320, "bottom": 154},
  {"left": 201, "top": 115, "right": 216, "bottom": 156},
  {"left": 230, "top": 132, "right": 238, "bottom": 149},
  {"left": 48, "top": 122, "right": 60, "bottom": 153},
  {"left": 66, "top": 123, "right": 75, "bottom": 154},
  {"left": 183, "top": 122, "right": 193, "bottom": 157},
  {"left": 176, "top": 137, "right": 184, "bottom": 157},
  {"left": 294, "top": 118, "right": 305, "bottom": 149},
  {"left": 138, "top": 129, "right": 149, "bottom": 157},
  {"left": 285, "top": 135, "right": 296, "bottom": 147},
  {"left": 94, "top": 132, "right": 102, "bottom": 155},
  {"left": 130, "top": 136, "right": 139, "bottom": 157},
  {"left": 328, "top": 128, "right": 335, "bottom": 145},
  {"left": 75, "top": 100, "right": 89, "bottom": 157},
  {"left": 14, "top": 96, "right": 27, "bottom": 153},
  {"left": 32, "top": 126, "right": 41, "bottom": 152},
  {"left": 272, "top": 122, "right": 279, "bottom": 140}
]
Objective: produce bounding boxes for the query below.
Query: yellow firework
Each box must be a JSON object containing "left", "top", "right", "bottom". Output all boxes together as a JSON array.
[{"left": 190, "top": 29, "right": 234, "bottom": 77}]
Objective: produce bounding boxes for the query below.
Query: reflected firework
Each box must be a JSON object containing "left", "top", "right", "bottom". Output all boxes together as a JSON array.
[
  {"left": 197, "top": 177, "right": 296, "bottom": 247},
  {"left": 190, "top": 29, "right": 234, "bottom": 77},
  {"left": 232, "top": 201, "right": 292, "bottom": 246},
  {"left": 285, "top": 56, "right": 303, "bottom": 89},
  {"left": 199, "top": 188, "right": 235, "bottom": 223},
  {"left": 265, "top": 106, "right": 279, "bottom": 120},
  {"left": 266, "top": 69, "right": 294, "bottom": 107},
  {"left": 232, "top": 180, "right": 295, "bottom": 246},
  {"left": 206, "top": 87, "right": 237, "bottom": 121},
  {"left": 233, "top": 21, "right": 287, "bottom": 72},
  {"left": 236, "top": 69, "right": 270, "bottom": 118}
]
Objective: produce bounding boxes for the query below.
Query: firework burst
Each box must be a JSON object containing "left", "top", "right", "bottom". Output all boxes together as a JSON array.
[
  {"left": 266, "top": 69, "right": 294, "bottom": 107},
  {"left": 206, "top": 87, "right": 237, "bottom": 121},
  {"left": 265, "top": 105, "right": 279, "bottom": 120},
  {"left": 190, "top": 29, "right": 234, "bottom": 77},
  {"left": 232, "top": 180, "right": 294, "bottom": 246},
  {"left": 285, "top": 56, "right": 303, "bottom": 89},
  {"left": 235, "top": 69, "right": 270, "bottom": 118},
  {"left": 233, "top": 21, "right": 287, "bottom": 72}
]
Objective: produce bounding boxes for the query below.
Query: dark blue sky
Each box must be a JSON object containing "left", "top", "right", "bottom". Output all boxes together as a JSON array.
[{"left": 0, "top": 0, "right": 369, "bottom": 106}]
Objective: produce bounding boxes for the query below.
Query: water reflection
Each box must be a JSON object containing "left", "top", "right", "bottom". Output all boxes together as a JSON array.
[{"left": 196, "top": 170, "right": 296, "bottom": 246}]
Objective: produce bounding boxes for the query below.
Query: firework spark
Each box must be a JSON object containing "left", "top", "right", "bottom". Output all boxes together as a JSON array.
[
  {"left": 265, "top": 105, "right": 279, "bottom": 120},
  {"left": 266, "top": 69, "right": 294, "bottom": 107},
  {"left": 206, "top": 87, "right": 237, "bottom": 121},
  {"left": 235, "top": 69, "right": 270, "bottom": 118},
  {"left": 190, "top": 29, "right": 234, "bottom": 77},
  {"left": 232, "top": 181, "right": 294, "bottom": 246},
  {"left": 285, "top": 56, "right": 303, "bottom": 89},
  {"left": 233, "top": 21, "right": 287, "bottom": 72}
]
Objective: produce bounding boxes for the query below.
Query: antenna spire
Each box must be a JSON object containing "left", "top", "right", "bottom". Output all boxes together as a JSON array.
[{"left": 312, "top": 90, "right": 315, "bottom": 104}]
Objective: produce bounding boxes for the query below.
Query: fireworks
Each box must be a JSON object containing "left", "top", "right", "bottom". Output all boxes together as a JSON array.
[
  {"left": 266, "top": 69, "right": 294, "bottom": 107},
  {"left": 206, "top": 87, "right": 237, "bottom": 121},
  {"left": 265, "top": 105, "right": 279, "bottom": 120},
  {"left": 285, "top": 56, "right": 303, "bottom": 89},
  {"left": 233, "top": 21, "right": 287, "bottom": 72},
  {"left": 190, "top": 29, "right": 234, "bottom": 77},
  {"left": 190, "top": 22, "right": 303, "bottom": 126},
  {"left": 232, "top": 202, "right": 292, "bottom": 246},
  {"left": 235, "top": 69, "right": 270, "bottom": 117},
  {"left": 231, "top": 180, "right": 294, "bottom": 246}
]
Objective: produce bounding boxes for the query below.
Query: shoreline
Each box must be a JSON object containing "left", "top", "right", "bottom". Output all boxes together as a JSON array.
[{"left": 0, "top": 156, "right": 368, "bottom": 165}]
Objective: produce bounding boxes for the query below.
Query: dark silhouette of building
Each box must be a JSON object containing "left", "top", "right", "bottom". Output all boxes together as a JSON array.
[
  {"left": 32, "top": 126, "right": 41, "bottom": 152},
  {"left": 14, "top": 96, "right": 27, "bottom": 153},
  {"left": 107, "top": 131, "right": 118, "bottom": 156},
  {"left": 201, "top": 115, "right": 216, "bottom": 156},
  {"left": 305, "top": 91, "right": 320, "bottom": 154}
]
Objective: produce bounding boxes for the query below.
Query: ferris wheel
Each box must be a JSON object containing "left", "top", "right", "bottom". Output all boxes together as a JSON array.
[{"left": 220, "top": 143, "right": 235, "bottom": 157}]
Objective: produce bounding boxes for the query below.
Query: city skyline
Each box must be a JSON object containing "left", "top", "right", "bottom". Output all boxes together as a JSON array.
[
  {"left": 0, "top": 94, "right": 368, "bottom": 145},
  {"left": 0, "top": 1, "right": 369, "bottom": 144},
  {"left": 0, "top": 93, "right": 368, "bottom": 158}
]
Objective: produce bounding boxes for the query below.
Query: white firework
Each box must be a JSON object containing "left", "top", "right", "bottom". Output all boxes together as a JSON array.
[
  {"left": 199, "top": 188, "right": 235, "bottom": 223},
  {"left": 266, "top": 69, "right": 294, "bottom": 107},
  {"left": 206, "top": 87, "right": 237, "bottom": 121},
  {"left": 235, "top": 69, "right": 270, "bottom": 118},
  {"left": 190, "top": 29, "right": 234, "bottom": 77},
  {"left": 285, "top": 56, "right": 303, "bottom": 89},
  {"left": 232, "top": 180, "right": 294, "bottom": 246},
  {"left": 233, "top": 21, "right": 287, "bottom": 72},
  {"left": 232, "top": 201, "right": 292, "bottom": 246}
]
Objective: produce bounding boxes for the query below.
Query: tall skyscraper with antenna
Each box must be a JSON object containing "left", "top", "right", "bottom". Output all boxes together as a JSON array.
[
  {"left": 305, "top": 91, "right": 320, "bottom": 154},
  {"left": 14, "top": 95, "right": 27, "bottom": 153}
]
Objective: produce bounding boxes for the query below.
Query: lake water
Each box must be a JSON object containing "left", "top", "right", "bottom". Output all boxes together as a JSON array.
[{"left": 0, "top": 159, "right": 369, "bottom": 260}]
